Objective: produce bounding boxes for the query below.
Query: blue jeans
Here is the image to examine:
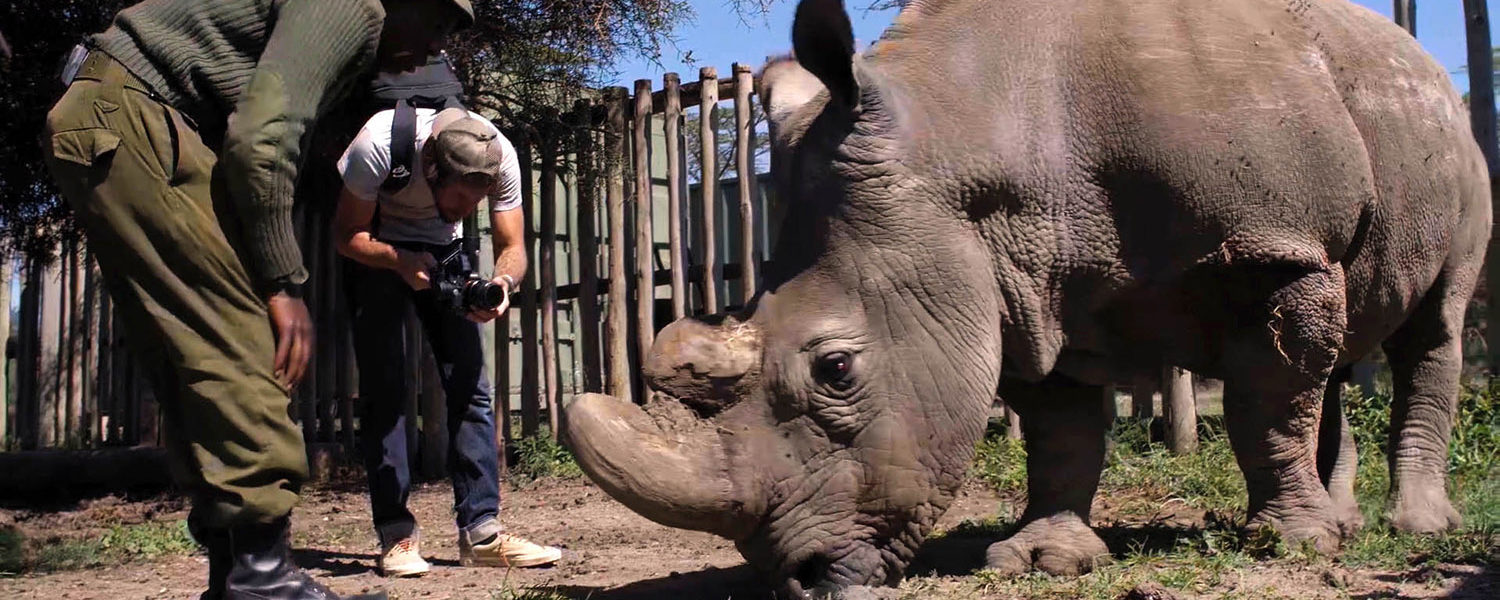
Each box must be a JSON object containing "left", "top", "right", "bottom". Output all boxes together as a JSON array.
[{"left": 348, "top": 256, "right": 501, "bottom": 542}]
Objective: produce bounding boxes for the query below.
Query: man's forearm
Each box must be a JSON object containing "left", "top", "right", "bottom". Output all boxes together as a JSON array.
[
  {"left": 493, "top": 244, "right": 527, "bottom": 292},
  {"left": 339, "top": 232, "right": 403, "bottom": 271}
]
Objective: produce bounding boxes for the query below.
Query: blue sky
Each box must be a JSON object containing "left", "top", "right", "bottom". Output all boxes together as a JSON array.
[{"left": 608, "top": 0, "right": 1498, "bottom": 94}]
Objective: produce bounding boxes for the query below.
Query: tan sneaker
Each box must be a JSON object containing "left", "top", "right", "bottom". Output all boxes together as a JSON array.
[
  {"left": 377, "top": 532, "right": 431, "bottom": 577},
  {"left": 458, "top": 531, "right": 562, "bottom": 568}
]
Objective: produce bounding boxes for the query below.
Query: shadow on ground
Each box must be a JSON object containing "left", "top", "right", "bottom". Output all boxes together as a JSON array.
[
  {"left": 1356, "top": 563, "right": 1498, "bottom": 600},
  {"left": 293, "top": 548, "right": 382, "bottom": 577},
  {"left": 542, "top": 565, "right": 769, "bottom": 600}
]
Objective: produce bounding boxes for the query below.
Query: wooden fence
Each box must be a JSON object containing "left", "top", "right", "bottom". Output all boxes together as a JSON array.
[{"left": 0, "top": 64, "right": 774, "bottom": 486}]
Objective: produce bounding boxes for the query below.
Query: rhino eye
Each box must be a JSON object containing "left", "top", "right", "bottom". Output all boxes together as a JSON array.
[{"left": 813, "top": 351, "right": 856, "bottom": 391}]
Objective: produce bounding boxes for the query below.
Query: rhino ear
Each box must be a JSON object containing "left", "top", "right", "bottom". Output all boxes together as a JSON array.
[
  {"left": 758, "top": 54, "right": 825, "bottom": 131},
  {"left": 791, "top": 0, "right": 857, "bottom": 106}
]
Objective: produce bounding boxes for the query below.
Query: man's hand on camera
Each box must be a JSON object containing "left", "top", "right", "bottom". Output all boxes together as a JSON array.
[
  {"left": 396, "top": 249, "right": 437, "bottom": 290},
  {"left": 267, "top": 290, "right": 314, "bottom": 391},
  {"left": 466, "top": 275, "right": 513, "bottom": 323}
]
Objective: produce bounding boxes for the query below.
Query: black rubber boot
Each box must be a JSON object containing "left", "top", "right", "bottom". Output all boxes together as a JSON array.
[
  {"left": 225, "top": 517, "right": 387, "bottom": 600},
  {"left": 188, "top": 517, "right": 231, "bottom": 600}
]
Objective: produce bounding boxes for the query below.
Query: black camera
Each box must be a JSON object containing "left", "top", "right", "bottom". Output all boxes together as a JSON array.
[{"left": 428, "top": 240, "right": 506, "bottom": 316}]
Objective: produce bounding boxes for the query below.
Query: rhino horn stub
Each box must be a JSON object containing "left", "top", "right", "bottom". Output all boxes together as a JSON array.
[{"left": 644, "top": 315, "right": 763, "bottom": 416}]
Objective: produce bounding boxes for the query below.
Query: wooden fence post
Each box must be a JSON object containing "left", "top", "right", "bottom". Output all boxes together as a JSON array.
[
  {"left": 16, "top": 260, "right": 40, "bottom": 449},
  {"left": 1006, "top": 405, "right": 1022, "bottom": 440},
  {"left": 82, "top": 252, "right": 99, "bottom": 447},
  {"left": 1102, "top": 384, "right": 1118, "bottom": 427},
  {"left": 1394, "top": 0, "right": 1416, "bottom": 36},
  {"left": 633, "top": 79, "right": 656, "bottom": 373},
  {"left": 574, "top": 100, "right": 604, "bottom": 394},
  {"left": 318, "top": 211, "right": 339, "bottom": 444},
  {"left": 1131, "top": 374, "right": 1157, "bottom": 419},
  {"left": 605, "top": 87, "right": 634, "bottom": 403},
  {"left": 338, "top": 279, "right": 357, "bottom": 453},
  {"left": 0, "top": 255, "right": 11, "bottom": 448},
  {"left": 733, "top": 63, "right": 757, "bottom": 303},
  {"left": 540, "top": 120, "right": 561, "bottom": 439},
  {"left": 97, "top": 283, "right": 113, "bottom": 444},
  {"left": 518, "top": 129, "right": 541, "bottom": 438},
  {"left": 1463, "top": 0, "right": 1500, "bottom": 371},
  {"left": 664, "top": 73, "right": 688, "bottom": 321},
  {"left": 40, "top": 252, "right": 62, "bottom": 448},
  {"left": 419, "top": 339, "right": 448, "bottom": 479},
  {"left": 698, "top": 67, "right": 720, "bottom": 314},
  {"left": 113, "top": 303, "right": 133, "bottom": 445},
  {"left": 496, "top": 275, "right": 513, "bottom": 460},
  {"left": 65, "top": 242, "right": 84, "bottom": 446},
  {"left": 296, "top": 205, "right": 317, "bottom": 446},
  {"left": 1162, "top": 366, "right": 1198, "bottom": 454}
]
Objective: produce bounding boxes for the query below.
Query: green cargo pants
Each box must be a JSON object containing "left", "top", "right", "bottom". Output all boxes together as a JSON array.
[{"left": 42, "top": 51, "right": 308, "bottom": 528}]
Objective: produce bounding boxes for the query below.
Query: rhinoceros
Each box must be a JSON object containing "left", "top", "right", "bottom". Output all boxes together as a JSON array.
[{"left": 563, "top": 0, "right": 1490, "bottom": 596}]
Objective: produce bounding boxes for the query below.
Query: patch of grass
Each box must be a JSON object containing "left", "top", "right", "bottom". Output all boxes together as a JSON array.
[
  {"left": 0, "top": 520, "right": 198, "bottom": 575},
  {"left": 98, "top": 520, "right": 198, "bottom": 561},
  {"left": 968, "top": 434, "right": 1027, "bottom": 494},
  {"left": 510, "top": 432, "right": 584, "bottom": 485},
  {"left": 954, "top": 380, "right": 1499, "bottom": 598},
  {"left": 488, "top": 587, "right": 577, "bottom": 600},
  {"left": 969, "top": 418, "right": 1247, "bottom": 517},
  {"left": 1098, "top": 420, "right": 1246, "bottom": 516},
  {"left": 1341, "top": 380, "right": 1500, "bottom": 569},
  {"left": 1342, "top": 525, "right": 1498, "bottom": 569},
  {"left": 0, "top": 527, "right": 22, "bottom": 575},
  {"left": 934, "top": 515, "right": 1016, "bottom": 542}
]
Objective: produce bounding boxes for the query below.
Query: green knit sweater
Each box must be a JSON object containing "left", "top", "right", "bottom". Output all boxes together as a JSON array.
[{"left": 92, "top": 0, "right": 387, "bottom": 289}]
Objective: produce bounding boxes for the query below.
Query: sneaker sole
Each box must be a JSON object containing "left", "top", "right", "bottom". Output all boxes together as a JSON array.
[
  {"left": 459, "top": 553, "right": 561, "bottom": 569},
  {"left": 380, "top": 562, "right": 431, "bottom": 577}
]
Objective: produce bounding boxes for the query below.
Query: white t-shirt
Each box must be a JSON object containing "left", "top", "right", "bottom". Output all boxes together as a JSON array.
[{"left": 337, "top": 108, "right": 522, "bottom": 245}]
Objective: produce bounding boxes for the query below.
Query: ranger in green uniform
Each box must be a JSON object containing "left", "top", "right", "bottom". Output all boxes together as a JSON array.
[{"left": 42, "top": 1, "right": 474, "bottom": 598}]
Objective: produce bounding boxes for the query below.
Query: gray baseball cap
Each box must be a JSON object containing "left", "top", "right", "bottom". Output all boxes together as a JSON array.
[{"left": 430, "top": 109, "right": 502, "bottom": 183}]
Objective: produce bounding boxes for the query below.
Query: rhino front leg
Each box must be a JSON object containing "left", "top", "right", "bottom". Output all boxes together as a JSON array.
[
  {"left": 1222, "top": 267, "right": 1347, "bottom": 555},
  {"left": 986, "top": 375, "right": 1110, "bottom": 577}
]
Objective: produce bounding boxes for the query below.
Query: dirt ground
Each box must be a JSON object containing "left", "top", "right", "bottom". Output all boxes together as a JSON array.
[{"left": 0, "top": 476, "right": 1494, "bottom": 600}]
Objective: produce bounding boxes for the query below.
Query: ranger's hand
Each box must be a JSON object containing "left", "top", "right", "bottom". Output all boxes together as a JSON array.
[
  {"left": 466, "top": 276, "right": 512, "bottom": 323},
  {"left": 396, "top": 249, "right": 437, "bottom": 290},
  {"left": 267, "top": 291, "right": 314, "bottom": 390}
]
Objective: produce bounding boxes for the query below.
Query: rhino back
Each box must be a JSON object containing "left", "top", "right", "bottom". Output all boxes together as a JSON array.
[{"left": 863, "top": 0, "right": 1485, "bottom": 377}]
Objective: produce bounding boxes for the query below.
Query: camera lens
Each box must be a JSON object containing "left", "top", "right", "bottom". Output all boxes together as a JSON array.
[{"left": 464, "top": 280, "right": 505, "bottom": 311}]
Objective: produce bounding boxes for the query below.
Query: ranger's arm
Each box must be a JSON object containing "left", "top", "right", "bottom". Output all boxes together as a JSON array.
[{"left": 219, "top": 0, "right": 384, "bottom": 293}]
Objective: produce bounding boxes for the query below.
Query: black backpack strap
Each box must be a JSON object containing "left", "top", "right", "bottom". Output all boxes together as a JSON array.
[
  {"left": 381, "top": 98, "right": 421, "bottom": 194},
  {"left": 380, "top": 94, "right": 465, "bottom": 195}
]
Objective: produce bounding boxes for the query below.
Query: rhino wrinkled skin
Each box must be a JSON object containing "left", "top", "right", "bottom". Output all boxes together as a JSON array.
[{"left": 564, "top": 0, "right": 1491, "bottom": 596}]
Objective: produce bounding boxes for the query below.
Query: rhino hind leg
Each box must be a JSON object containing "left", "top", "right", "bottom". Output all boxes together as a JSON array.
[
  {"left": 1378, "top": 262, "right": 1477, "bottom": 534},
  {"left": 1318, "top": 367, "right": 1364, "bottom": 535},
  {"left": 1220, "top": 266, "right": 1348, "bottom": 555},
  {"left": 986, "top": 376, "right": 1111, "bottom": 577}
]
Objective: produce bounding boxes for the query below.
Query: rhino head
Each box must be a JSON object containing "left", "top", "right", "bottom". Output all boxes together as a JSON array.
[{"left": 564, "top": 0, "right": 1004, "bottom": 596}]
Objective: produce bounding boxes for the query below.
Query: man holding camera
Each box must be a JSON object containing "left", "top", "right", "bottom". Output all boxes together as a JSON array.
[{"left": 334, "top": 107, "right": 561, "bottom": 576}]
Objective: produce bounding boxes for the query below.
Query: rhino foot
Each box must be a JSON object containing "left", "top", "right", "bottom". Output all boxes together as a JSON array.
[
  {"left": 985, "top": 513, "right": 1110, "bottom": 577},
  {"left": 1386, "top": 485, "right": 1462, "bottom": 533},
  {"left": 1331, "top": 494, "right": 1366, "bottom": 537},
  {"left": 1246, "top": 513, "right": 1341, "bottom": 555}
]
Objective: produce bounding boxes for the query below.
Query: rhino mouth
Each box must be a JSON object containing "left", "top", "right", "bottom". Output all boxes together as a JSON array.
[{"left": 779, "top": 543, "right": 902, "bottom": 599}]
